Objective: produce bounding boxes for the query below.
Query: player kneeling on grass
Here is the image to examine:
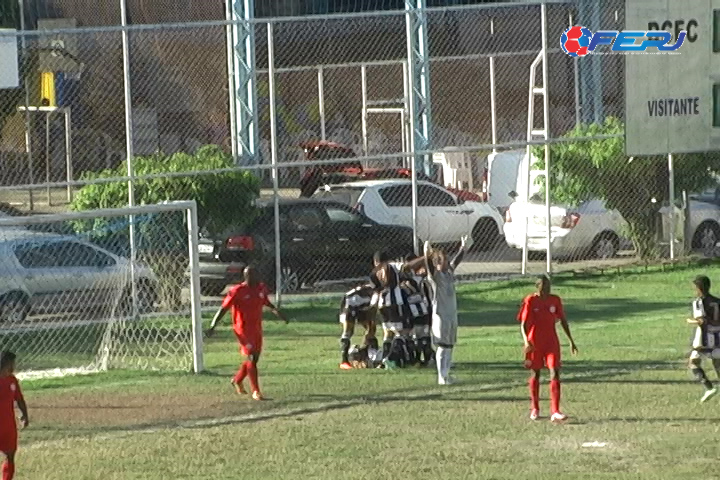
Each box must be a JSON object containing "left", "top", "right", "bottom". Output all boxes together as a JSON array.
[
  {"left": 339, "top": 283, "right": 380, "bottom": 369},
  {"left": 347, "top": 344, "right": 384, "bottom": 369},
  {"left": 0, "top": 351, "right": 28, "bottom": 480},
  {"left": 206, "top": 266, "right": 288, "bottom": 401},
  {"left": 686, "top": 275, "right": 720, "bottom": 403},
  {"left": 518, "top": 275, "right": 578, "bottom": 423}
]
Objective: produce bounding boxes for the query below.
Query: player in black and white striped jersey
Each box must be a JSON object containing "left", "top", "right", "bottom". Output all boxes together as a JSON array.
[
  {"left": 370, "top": 251, "right": 412, "bottom": 366},
  {"left": 338, "top": 283, "right": 379, "bottom": 370},
  {"left": 402, "top": 254, "right": 434, "bottom": 366},
  {"left": 686, "top": 275, "right": 720, "bottom": 402}
]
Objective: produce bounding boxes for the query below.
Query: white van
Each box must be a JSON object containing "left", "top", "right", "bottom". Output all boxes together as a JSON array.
[{"left": 486, "top": 150, "right": 542, "bottom": 211}]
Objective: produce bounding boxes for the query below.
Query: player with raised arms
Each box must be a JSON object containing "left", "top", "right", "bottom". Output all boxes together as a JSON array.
[
  {"left": 0, "top": 351, "right": 28, "bottom": 480},
  {"left": 402, "top": 237, "right": 467, "bottom": 384},
  {"left": 686, "top": 275, "right": 720, "bottom": 402},
  {"left": 206, "top": 266, "right": 288, "bottom": 401},
  {"left": 518, "top": 275, "right": 578, "bottom": 423}
]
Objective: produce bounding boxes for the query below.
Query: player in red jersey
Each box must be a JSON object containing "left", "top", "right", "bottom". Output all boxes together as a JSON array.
[
  {"left": 518, "top": 275, "right": 578, "bottom": 423},
  {"left": 0, "top": 351, "right": 28, "bottom": 480},
  {"left": 206, "top": 266, "right": 287, "bottom": 401}
]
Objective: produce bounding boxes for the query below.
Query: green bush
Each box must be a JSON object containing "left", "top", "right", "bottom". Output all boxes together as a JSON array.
[{"left": 70, "top": 145, "right": 261, "bottom": 308}]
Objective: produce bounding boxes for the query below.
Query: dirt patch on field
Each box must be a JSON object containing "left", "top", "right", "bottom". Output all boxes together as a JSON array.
[{"left": 27, "top": 388, "right": 284, "bottom": 440}]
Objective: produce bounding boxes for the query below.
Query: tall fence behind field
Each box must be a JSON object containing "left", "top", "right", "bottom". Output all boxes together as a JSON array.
[{"left": 0, "top": 1, "right": 713, "bottom": 306}]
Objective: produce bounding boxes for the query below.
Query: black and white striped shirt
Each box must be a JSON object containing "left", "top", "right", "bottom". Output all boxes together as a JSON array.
[
  {"left": 370, "top": 261, "right": 405, "bottom": 312},
  {"left": 401, "top": 274, "right": 430, "bottom": 318}
]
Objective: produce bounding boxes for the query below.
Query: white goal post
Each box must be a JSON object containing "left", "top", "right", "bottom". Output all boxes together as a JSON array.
[{"left": 0, "top": 200, "right": 203, "bottom": 379}]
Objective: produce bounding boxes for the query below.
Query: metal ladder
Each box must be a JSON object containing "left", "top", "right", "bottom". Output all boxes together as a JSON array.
[
  {"left": 521, "top": 51, "right": 548, "bottom": 275},
  {"left": 360, "top": 63, "right": 410, "bottom": 168}
]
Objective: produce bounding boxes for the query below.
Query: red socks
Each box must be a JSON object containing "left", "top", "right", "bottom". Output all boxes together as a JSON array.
[
  {"left": 232, "top": 362, "right": 248, "bottom": 385},
  {"left": 233, "top": 361, "right": 260, "bottom": 394},
  {"left": 550, "top": 379, "right": 561, "bottom": 414},
  {"left": 529, "top": 377, "right": 540, "bottom": 411},
  {"left": 2, "top": 460, "right": 14, "bottom": 480},
  {"left": 246, "top": 361, "right": 260, "bottom": 394}
]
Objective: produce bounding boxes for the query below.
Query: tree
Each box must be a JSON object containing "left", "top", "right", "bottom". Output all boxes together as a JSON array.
[
  {"left": 533, "top": 117, "right": 720, "bottom": 259},
  {"left": 70, "top": 145, "right": 261, "bottom": 307}
]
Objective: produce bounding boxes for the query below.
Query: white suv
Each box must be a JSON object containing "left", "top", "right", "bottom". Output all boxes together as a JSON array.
[{"left": 312, "top": 179, "right": 504, "bottom": 250}]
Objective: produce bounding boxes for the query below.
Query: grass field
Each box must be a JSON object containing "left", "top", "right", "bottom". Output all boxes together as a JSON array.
[{"left": 11, "top": 264, "right": 720, "bottom": 479}]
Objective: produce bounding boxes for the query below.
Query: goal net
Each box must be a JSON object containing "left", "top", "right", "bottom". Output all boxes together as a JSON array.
[{"left": 0, "top": 201, "right": 203, "bottom": 380}]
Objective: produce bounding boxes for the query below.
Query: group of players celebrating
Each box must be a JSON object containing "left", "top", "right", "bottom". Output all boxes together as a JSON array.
[{"left": 338, "top": 238, "right": 466, "bottom": 385}]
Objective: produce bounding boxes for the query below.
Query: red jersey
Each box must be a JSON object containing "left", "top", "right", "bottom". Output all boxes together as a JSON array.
[
  {"left": 517, "top": 294, "right": 565, "bottom": 350},
  {"left": 222, "top": 282, "right": 271, "bottom": 336},
  {"left": 0, "top": 375, "right": 23, "bottom": 428}
]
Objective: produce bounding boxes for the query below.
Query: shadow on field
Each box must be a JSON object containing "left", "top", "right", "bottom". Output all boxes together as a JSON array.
[
  {"left": 27, "top": 359, "right": 679, "bottom": 447},
  {"left": 599, "top": 417, "right": 720, "bottom": 424},
  {"left": 272, "top": 297, "right": 680, "bottom": 329},
  {"left": 458, "top": 298, "right": 679, "bottom": 327}
]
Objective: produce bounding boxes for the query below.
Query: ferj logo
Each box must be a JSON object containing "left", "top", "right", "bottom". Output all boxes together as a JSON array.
[{"left": 560, "top": 25, "right": 686, "bottom": 57}]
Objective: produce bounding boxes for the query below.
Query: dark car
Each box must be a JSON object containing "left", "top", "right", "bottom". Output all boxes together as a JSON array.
[{"left": 198, "top": 198, "right": 415, "bottom": 295}]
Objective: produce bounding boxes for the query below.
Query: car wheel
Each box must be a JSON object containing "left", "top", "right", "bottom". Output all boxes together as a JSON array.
[
  {"left": 0, "top": 293, "right": 29, "bottom": 324},
  {"left": 591, "top": 232, "right": 619, "bottom": 259},
  {"left": 137, "top": 281, "right": 158, "bottom": 314},
  {"left": 200, "top": 280, "right": 226, "bottom": 297},
  {"left": 118, "top": 282, "right": 158, "bottom": 317},
  {"left": 692, "top": 222, "right": 720, "bottom": 253},
  {"left": 281, "top": 265, "right": 302, "bottom": 293},
  {"left": 472, "top": 219, "right": 501, "bottom": 252}
]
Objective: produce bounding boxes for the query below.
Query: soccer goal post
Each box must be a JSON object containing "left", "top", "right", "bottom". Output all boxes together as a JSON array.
[{"left": 0, "top": 201, "right": 203, "bottom": 380}]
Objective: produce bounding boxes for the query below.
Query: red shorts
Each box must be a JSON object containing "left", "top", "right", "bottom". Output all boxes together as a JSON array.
[
  {"left": 524, "top": 347, "right": 561, "bottom": 370},
  {"left": 234, "top": 331, "right": 262, "bottom": 357},
  {"left": 0, "top": 423, "right": 17, "bottom": 452}
]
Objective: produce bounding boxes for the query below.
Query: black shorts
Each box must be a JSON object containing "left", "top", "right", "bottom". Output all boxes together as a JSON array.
[
  {"left": 412, "top": 313, "right": 431, "bottom": 327},
  {"left": 381, "top": 306, "right": 412, "bottom": 332}
]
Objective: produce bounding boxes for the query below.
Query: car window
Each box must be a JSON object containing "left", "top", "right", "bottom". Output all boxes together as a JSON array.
[
  {"left": 418, "top": 185, "right": 456, "bottom": 207},
  {"left": 287, "top": 206, "right": 326, "bottom": 231},
  {"left": 312, "top": 187, "right": 364, "bottom": 207},
  {"left": 54, "top": 241, "right": 117, "bottom": 268},
  {"left": 379, "top": 185, "right": 412, "bottom": 207},
  {"left": 14, "top": 244, "right": 58, "bottom": 269},
  {"left": 325, "top": 205, "right": 366, "bottom": 224}
]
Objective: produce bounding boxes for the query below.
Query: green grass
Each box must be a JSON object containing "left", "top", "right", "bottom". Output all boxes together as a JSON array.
[{"left": 13, "top": 265, "right": 720, "bottom": 479}]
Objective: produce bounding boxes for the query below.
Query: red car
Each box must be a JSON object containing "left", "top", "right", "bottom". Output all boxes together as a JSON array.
[{"left": 298, "top": 141, "right": 485, "bottom": 202}]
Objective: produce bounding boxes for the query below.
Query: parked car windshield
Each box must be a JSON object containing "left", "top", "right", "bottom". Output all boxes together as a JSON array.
[{"left": 312, "top": 187, "right": 364, "bottom": 206}]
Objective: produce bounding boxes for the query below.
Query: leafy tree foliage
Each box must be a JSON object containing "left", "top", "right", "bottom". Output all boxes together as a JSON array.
[
  {"left": 70, "top": 145, "right": 260, "bottom": 235},
  {"left": 70, "top": 145, "right": 260, "bottom": 308},
  {"left": 533, "top": 117, "right": 720, "bottom": 258}
]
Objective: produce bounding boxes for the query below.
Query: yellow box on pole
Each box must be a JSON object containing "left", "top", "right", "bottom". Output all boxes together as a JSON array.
[{"left": 40, "top": 71, "right": 56, "bottom": 107}]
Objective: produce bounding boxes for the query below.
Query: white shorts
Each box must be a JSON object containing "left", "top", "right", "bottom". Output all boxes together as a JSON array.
[
  {"left": 690, "top": 349, "right": 720, "bottom": 360},
  {"left": 382, "top": 322, "right": 404, "bottom": 334}
]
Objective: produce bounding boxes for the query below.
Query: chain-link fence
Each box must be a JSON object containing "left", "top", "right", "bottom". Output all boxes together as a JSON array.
[{"left": 1, "top": 0, "right": 717, "bottom": 312}]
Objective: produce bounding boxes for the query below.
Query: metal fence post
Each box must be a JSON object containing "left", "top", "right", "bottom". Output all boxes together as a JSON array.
[
  {"left": 267, "top": 23, "right": 282, "bottom": 305},
  {"left": 120, "top": 0, "right": 138, "bottom": 318},
  {"left": 541, "top": 2, "right": 552, "bottom": 275}
]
